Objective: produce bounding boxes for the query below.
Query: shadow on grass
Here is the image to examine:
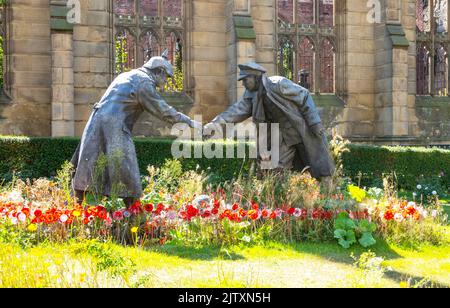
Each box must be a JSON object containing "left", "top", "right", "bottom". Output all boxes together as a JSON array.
[
  {"left": 384, "top": 270, "right": 450, "bottom": 288},
  {"left": 145, "top": 238, "right": 448, "bottom": 288},
  {"left": 280, "top": 238, "right": 449, "bottom": 288},
  {"left": 149, "top": 243, "right": 246, "bottom": 261}
]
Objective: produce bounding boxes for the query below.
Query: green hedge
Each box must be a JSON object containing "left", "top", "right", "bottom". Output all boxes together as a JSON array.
[
  {"left": 342, "top": 145, "right": 450, "bottom": 191},
  {"left": 0, "top": 137, "right": 253, "bottom": 184},
  {"left": 0, "top": 136, "right": 449, "bottom": 191}
]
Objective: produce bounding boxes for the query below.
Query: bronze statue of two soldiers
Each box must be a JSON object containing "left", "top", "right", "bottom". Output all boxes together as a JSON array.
[{"left": 71, "top": 53, "right": 335, "bottom": 205}]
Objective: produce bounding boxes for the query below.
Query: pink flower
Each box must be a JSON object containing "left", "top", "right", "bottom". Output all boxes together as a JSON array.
[
  {"left": 113, "top": 211, "right": 124, "bottom": 221},
  {"left": 432, "top": 210, "right": 438, "bottom": 219},
  {"left": 275, "top": 208, "right": 284, "bottom": 218}
]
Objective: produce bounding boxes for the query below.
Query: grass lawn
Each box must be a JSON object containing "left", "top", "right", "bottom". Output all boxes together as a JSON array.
[{"left": 1, "top": 230, "right": 449, "bottom": 288}]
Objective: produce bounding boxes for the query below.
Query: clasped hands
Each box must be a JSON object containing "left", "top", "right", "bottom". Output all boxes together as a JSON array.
[
  {"left": 187, "top": 120, "right": 221, "bottom": 140},
  {"left": 190, "top": 120, "right": 325, "bottom": 140}
]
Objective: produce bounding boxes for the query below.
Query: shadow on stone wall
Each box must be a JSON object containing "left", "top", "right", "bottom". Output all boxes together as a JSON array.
[
  {"left": 314, "top": 94, "right": 346, "bottom": 131},
  {"left": 415, "top": 97, "right": 450, "bottom": 144},
  {"left": 133, "top": 92, "right": 195, "bottom": 137}
]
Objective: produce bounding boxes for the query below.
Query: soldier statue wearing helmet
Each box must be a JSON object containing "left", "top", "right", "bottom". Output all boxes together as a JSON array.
[
  {"left": 204, "top": 62, "right": 335, "bottom": 185},
  {"left": 71, "top": 50, "right": 202, "bottom": 207}
]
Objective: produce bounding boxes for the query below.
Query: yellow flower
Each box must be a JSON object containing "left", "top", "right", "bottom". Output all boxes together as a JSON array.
[
  {"left": 72, "top": 210, "right": 81, "bottom": 217},
  {"left": 131, "top": 227, "right": 139, "bottom": 233},
  {"left": 79, "top": 274, "right": 86, "bottom": 283},
  {"left": 27, "top": 224, "right": 38, "bottom": 232},
  {"left": 400, "top": 281, "right": 409, "bottom": 288}
]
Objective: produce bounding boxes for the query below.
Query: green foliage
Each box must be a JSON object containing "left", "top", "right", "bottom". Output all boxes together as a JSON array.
[
  {"left": 1, "top": 137, "right": 449, "bottom": 194},
  {"left": 342, "top": 145, "right": 450, "bottom": 192},
  {"left": 55, "top": 161, "right": 75, "bottom": 207},
  {"left": 165, "top": 47, "right": 184, "bottom": 93},
  {"left": 0, "top": 35, "right": 3, "bottom": 90},
  {"left": 334, "top": 212, "right": 377, "bottom": 249},
  {"left": 73, "top": 240, "right": 136, "bottom": 279},
  {"left": 115, "top": 36, "right": 130, "bottom": 74}
]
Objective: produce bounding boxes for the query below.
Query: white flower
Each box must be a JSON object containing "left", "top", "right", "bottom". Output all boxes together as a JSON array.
[
  {"left": 432, "top": 191, "right": 437, "bottom": 196},
  {"left": 407, "top": 202, "right": 416, "bottom": 208},
  {"left": 10, "top": 217, "right": 18, "bottom": 225},
  {"left": 18, "top": 213, "right": 27, "bottom": 222},
  {"left": 294, "top": 208, "right": 302, "bottom": 218},
  {"left": 413, "top": 192, "right": 417, "bottom": 198},
  {"left": 60, "top": 214, "right": 69, "bottom": 223},
  {"left": 417, "top": 185, "right": 422, "bottom": 190},
  {"left": 394, "top": 213, "right": 404, "bottom": 223},
  {"left": 123, "top": 211, "right": 131, "bottom": 218}
]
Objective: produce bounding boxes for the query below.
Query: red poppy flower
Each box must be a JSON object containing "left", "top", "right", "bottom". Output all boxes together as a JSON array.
[
  {"left": 232, "top": 203, "right": 239, "bottom": 211},
  {"left": 406, "top": 206, "right": 416, "bottom": 216},
  {"left": 21, "top": 208, "right": 30, "bottom": 217},
  {"left": 129, "top": 203, "right": 143, "bottom": 215},
  {"left": 287, "top": 208, "right": 296, "bottom": 216},
  {"left": 252, "top": 202, "right": 259, "bottom": 210},
  {"left": 97, "top": 209, "right": 107, "bottom": 221},
  {"left": 144, "top": 204, "right": 154, "bottom": 213},
  {"left": 312, "top": 209, "right": 322, "bottom": 220},
  {"left": 186, "top": 205, "right": 199, "bottom": 219},
  {"left": 384, "top": 210, "right": 394, "bottom": 221},
  {"left": 34, "top": 210, "right": 43, "bottom": 218},
  {"left": 212, "top": 208, "right": 219, "bottom": 215},
  {"left": 202, "top": 210, "right": 211, "bottom": 218},
  {"left": 248, "top": 210, "right": 259, "bottom": 221},
  {"left": 261, "top": 209, "right": 269, "bottom": 218},
  {"left": 270, "top": 212, "right": 277, "bottom": 220}
]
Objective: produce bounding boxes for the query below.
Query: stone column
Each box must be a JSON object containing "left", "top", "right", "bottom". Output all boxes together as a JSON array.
[
  {"left": 227, "top": 0, "right": 256, "bottom": 103},
  {"left": 189, "top": 0, "right": 228, "bottom": 122},
  {"left": 73, "top": 0, "right": 111, "bottom": 136},
  {"left": 374, "top": 0, "right": 411, "bottom": 140},
  {"left": 0, "top": 0, "right": 52, "bottom": 136},
  {"left": 251, "top": 0, "right": 276, "bottom": 76},
  {"left": 52, "top": 33, "right": 75, "bottom": 137}
]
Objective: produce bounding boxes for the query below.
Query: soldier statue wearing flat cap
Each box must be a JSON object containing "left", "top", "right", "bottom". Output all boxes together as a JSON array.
[
  {"left": 71, "top": 51, "right": 202, "bottom": 207},
  {"left": 204, "top": 62, "right": 335, "bottom": 182}
]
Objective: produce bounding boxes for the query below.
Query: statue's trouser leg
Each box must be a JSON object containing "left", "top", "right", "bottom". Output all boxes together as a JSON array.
[
  {"left": 75, "top": 190, "right": 85, "bottom": 205},
  {"left": 124, "top": 197, "right": 137, "bottom": 208},
  {"left": 278, "top": 140, "right": 297, "bottom": 170}
]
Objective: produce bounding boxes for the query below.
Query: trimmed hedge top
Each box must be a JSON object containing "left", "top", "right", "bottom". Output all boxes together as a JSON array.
[{"left": 0, "top": 136, "right": 449, "bottom": 191}]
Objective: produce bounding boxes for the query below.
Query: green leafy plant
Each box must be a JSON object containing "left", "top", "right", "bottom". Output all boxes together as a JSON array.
[{"left": 334, "top": 212, "right": 377, "bottom": 249}]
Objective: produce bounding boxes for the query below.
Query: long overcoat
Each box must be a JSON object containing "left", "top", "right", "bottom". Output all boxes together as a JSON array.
[
  {"left": 212, "top": 75, "right": 335, "bottom": 178},
  {"left": 72, "top": 67, "right": 192, "bottom": 198}
]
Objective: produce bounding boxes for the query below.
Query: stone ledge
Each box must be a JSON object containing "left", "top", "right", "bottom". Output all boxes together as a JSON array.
[
  {"left": 50, "top": 4, "right": 74, "bottom": 31},
  {"left": 311, "top": 94, "right": 346, "bottom": 107},
  {"left": 416, "top": 96, "right": 450, "bottom": 108},
  {"left": 233, "top": 15, "right": 256, "bottom": 40},
  {"left": 387, "top": 24, "right": 409, "bottom": 47}
]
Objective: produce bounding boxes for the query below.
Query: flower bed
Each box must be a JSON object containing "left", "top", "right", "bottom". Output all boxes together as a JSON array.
[{"left": 0, "top": 161, "right": 448, "bottom": 249}]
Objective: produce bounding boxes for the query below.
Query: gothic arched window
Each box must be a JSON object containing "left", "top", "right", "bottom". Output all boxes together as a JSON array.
[
  {"left": 113, "top": 0, "right": 184, "bottom": 92},
  {"left": 416, "top": 0, "right": 449, "bottom": 96},
  {"left": 277, "top": 0, "right": 336, "bottom": 94}
]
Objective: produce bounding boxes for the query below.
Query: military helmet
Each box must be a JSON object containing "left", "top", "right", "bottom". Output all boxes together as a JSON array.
[
  {"left": 143, "top": 49, "right": 174, "bottom": 78},
  {"left": 238, "top": 62, "right": 267, "bottom": 81}
]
